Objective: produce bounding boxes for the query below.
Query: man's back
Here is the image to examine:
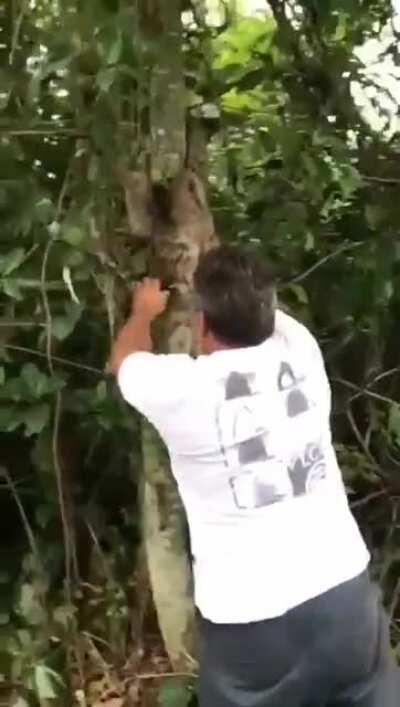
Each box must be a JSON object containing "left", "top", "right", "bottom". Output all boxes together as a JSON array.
[
  {"left": 118, "top": 309, "right": 369, "bottom": 623},
  {"left": 112, "top": 245, "right": 397, "bottom": 706}
]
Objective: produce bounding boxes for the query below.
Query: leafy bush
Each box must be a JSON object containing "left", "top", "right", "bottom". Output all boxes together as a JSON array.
[{"left": 1, "top": 0, "right": 400, "bottom": 704}]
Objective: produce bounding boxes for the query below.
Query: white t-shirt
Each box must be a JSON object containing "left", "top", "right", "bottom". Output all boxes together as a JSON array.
[{"left": 118, "top": 310, "right": 369, "bottom": 623}]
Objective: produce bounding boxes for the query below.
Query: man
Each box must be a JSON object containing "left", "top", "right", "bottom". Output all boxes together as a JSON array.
[{"left": 110, "top": 245, "right": 398, "bottom": 706}]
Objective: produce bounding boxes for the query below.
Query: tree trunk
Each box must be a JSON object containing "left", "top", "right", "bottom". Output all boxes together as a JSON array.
[
  {"left": 138, "top": 165, "right": 217, "bottom": 669},
  {"left": 140, "top": 0, "right": 186, "bottom": 180},
  {"left": 141, "top": 422, "right": 196, "bottom": 670},
  {"left": 120, "top": 0, "right": 217, "bottom": 671}
]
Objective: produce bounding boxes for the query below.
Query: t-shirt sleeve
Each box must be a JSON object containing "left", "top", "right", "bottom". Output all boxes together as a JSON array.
[{"left": 117, "top": 351, "right": 196, "bottom": 435}]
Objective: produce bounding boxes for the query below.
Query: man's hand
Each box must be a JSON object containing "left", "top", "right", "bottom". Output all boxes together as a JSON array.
[
  {"left": 132, "top": 278, "right": 170, "bottom": 321},
  {"left": 109, "top": 278, "right": 169, "bottom": 375}
]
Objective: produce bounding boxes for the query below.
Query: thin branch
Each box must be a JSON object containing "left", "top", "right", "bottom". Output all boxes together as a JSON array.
[
  {"left": 2, "top": 279, "right": 67, "bottom": 291},
  {"left": 53, "top": 391, "right": 76, "bottom": 593},
  {"left": 86, "top": 521, "right": 114, "bottom": 585},
  {"left": 10, "top": 0, "right": 29, "bottom": 66},
  {"left": 347, "top": 406, "right": 380, "bottom": 471},
  {"left": 379, "top": 501, "right": 399, "bottom": 589},
  {"left": 0, "top": 321, "right": 45, "bottom": 327},
  {"left": 350, "top": 489, "right": 387, "bottom": 509},
  {"left": 333, "top": 377, "right": 398, "bottom": 407},
  {"left": 41, "top": 240, "right": 57, "bottom": 376},
  {"left": 40, "top": 166, "right": 78, "bottom": 606},
  {"left": 1, "top": 128, "right": 89, "bottom": 138},
  {"left": 290, "top": 242, "right": 365, "bottom": 285},
  {"left": 3, "top": 344, "right": 103, "bottom": 375},
  {"left": 0, "top": 121, "right": 136, "bottom": 139},
  {"left": 137, "top": 672, "right": 197, "bottom": 680},
  {"left": 0, "top": 473, "right": 32, "bottom": 489},
  {"left": 370, "top": 367, "right": 400, "bottom": 386},
  {"left": 390, "top": 576, "right": 400, "bottom": 619},
  {"left": 384, "top": 447, "right": 400, "bottom": 470},
  {"left": 330, "top": 368, "right": 400, "bottom": 407},
  {"left": 0, "top": 467, "right": 42, "bottom": 570},
  {"left": 41, "top": 163, "right": 71, "bottom": 373},
  {"left": 362, "top": 175, "right": 400, "bottom": 185}
]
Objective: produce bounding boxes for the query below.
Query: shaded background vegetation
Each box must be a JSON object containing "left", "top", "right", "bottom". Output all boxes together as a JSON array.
[{"left": 1, "top": 0, "right": 400, "bottom": 704}]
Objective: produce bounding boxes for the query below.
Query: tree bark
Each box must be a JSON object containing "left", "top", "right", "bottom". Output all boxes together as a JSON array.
[
  {"left": 140, "top": 0, "right": 186, "bottom": 179},
  {"left": 122, "top": 0, "right": 217, "bottom": 671},
  {"left": 138, "top": 167, "right": 216, "bottom": 670},
  {"left": 141, "top": 422, "right": 196, "bottom": 670}
]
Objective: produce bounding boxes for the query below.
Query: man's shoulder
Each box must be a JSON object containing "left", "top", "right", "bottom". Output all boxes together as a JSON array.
[
  {"left": 120, "top": 350, "right": 195, "bottom": 369},
  {"left": 274, "top": 309, "right": 319, "bottom": 349},
  {"left": 118, "top": 350, "right": 197, "bottom": 394}
]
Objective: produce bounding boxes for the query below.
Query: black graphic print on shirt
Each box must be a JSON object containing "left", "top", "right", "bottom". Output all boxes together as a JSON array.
[
  {"left": 278, "top": 361, "right": 310, "bottom": 418},
  {"left": 219, "top": 365, "right": 327, "bottom": 510},
  {"left": 225, "top": 372, "right": 269, "bottom": 467},
  {"left": 223, "top": 372, "right": 283, "bottom": 509},
  {"left": 288, "top": 442, "right": 327, "bottom": 496}
]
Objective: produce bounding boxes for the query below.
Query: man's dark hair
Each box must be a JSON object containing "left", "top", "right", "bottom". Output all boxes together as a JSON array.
[{"left": 194, "top": 245, "right": 276, "bottom": 347}]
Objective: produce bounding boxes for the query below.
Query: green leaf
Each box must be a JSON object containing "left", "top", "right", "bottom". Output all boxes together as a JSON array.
[
  {"left": 12, "top": 698, "right": 30, "bottom": 707},
  {"left": 0, "top": 90, "right": 11, "bottom": 111},
  {"left": 0, "top": 611, "right": 10, "bottom": 625},
  {"left": 61, "top": 225, "right": 86, "bottom": 247},
  {"left": 0, "top": 406, "right": 23, "bottom": 432},
  {"left": 96, "top": 68, "right": 116, "bottom": 92},
  {"left": 0, "top": 248, "right": 26, "bottom": 275},
  {"left": 21, "top": 364, "right": 63, "bottom": 398},
  {"left": 87, "top": 154, "right": 99, "bottom": 182},
  {"left": 389, "top": 404, "right": 400, "bottom": 445},
  {"left": 365, "top": 204, "right": 384, "bottom": 229},
  {"left": 34, "top": 664, "right": 57, "bottom": 700},
  {"left": 18, "top": 583, "right": 46, "bottom": 625},
  {"left": 305, "top": 231, "right": 314, "bottom": 251},
  {"left": 52, "top": 317, "right": 75, "bottom": 341},
  {"left": 286, "top": 284, "right": 309, "bottom": 305},
  {"left": 221, "top": 87, "right": 265, "bottom": 114},
  {"left": 36, "top": 197, "right": 56, "bottom": 224},
  {"left": 17, "top": 628, "right": 34, "bottom": 648},
  {"left": 53, "top": 604, "right": 75, "bottom": 629},
  {"left": 40, "top": 54, "right": 76, "bottom": 80},
  {"left": 158, "top": 679, "right": 191, "bottom": 707},
  {"left": 2, "top": 278, "right": 23, "bottom": 300},
  {"left": 52, "top": 303, "right": 83, "bottom": 341},
  {"left": 214, "top": 17, "right": 275, "bottom": 71},
  {"left": 107, "top": 34, "right": 123, "bottom": 64},
  {"left": 334, "top": 13, "right": 348, "bottom": 41},
  {"left": 21, "top": 363, "right": 42, "bottom": 388},
  {"left": 23, "top": 404, "right": 50, "bottom": 436},
  {"left": 98, "top": 26, "right": 123, "bottom": 65},
  {"left": 96, "top": 381, "right": 107, "bottom": 402}
]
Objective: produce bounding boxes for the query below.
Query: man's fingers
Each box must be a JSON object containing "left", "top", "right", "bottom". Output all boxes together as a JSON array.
[
  {"left": 131, "top": 279, "right": 169, "bottom": 297},
  {"left": 141, "top": 277, "right": 161, "bottom": 288}
]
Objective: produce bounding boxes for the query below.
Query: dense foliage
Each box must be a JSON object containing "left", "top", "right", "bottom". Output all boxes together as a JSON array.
[{"left": 1, "top": 0, "right": 400, "bottom": 704}]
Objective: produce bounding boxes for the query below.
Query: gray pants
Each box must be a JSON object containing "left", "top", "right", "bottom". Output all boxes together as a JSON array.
[{"left": 198, "top": 572, "right": 399, "bottom": 706}]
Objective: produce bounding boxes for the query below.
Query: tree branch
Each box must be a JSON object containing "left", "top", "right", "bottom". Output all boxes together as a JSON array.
[
  {"left": 289, "top": 241, "right": 365, "bottom": 285},
  {"left": 3, "top": 344, "right": 103, "bottom": 375},
  {"left": 333, "top": 377, "right": 398, "bottom": 407},
  {"left": 350, "top": 489, "right": 387, "bottom": 509}
]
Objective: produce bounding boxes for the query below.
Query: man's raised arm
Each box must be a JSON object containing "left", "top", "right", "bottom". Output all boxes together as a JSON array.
[{"left": 109, "top": 278, "right": 169, "bottom": 375}]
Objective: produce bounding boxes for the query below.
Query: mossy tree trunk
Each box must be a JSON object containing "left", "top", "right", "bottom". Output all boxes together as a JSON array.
[{"left": 120, "top": 0, "right": 216, "bottom": 671}]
